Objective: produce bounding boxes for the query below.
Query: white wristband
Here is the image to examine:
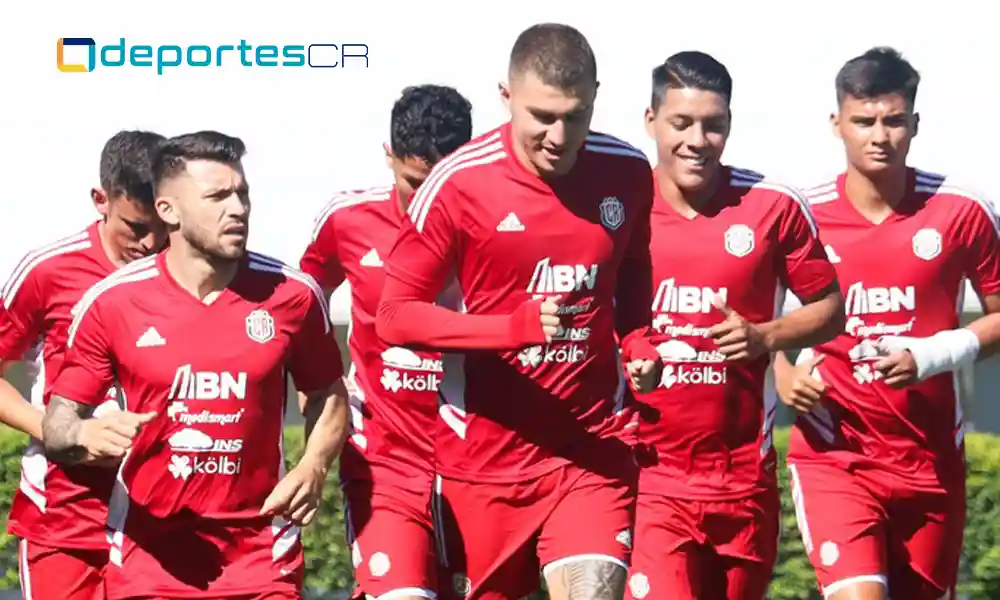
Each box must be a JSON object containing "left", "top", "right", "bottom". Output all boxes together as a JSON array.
[{"left": 878, "top": 328, "right": 980, "bottom": 381}]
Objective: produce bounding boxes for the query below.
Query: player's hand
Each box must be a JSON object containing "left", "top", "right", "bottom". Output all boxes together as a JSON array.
[
  {"left": 261, "top": 456, "right": 327, "bottom": 526},
  {"left": 626, "top": 359, "right": 661, "bottom": 393},
  {"left": 777, "top": 354, "right": 827, "bottom": 414},
  {"left": 539, "top": 296, "right": 562, "bottom": 343},
  {"left": 872, "top": 343, "right": 919, "bottom": 389},
  {"left": 76, "top": 411, "right": 157, "bottom": 463},
  {"left": 708, "top": 296, "right": 767, "bottom": 361}
]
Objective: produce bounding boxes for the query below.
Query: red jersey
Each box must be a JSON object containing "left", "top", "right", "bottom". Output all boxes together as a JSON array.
[
  {"left": 49, "top": 250, "right": 343, "bottom": 599},
  {"left": 300, "top": 185, "right": 439, "bottom": 491},
  {"left": 790, "top": 168, "right": 1000, "bottom": 483},
  {"left": 378, "top": 123, "right": 654, "bottom": 483},
  {"left": 636, "top": 167, "right": 837, "bottom": 500},
  {"left": 0, "top": 222, "right": 121, "bottom": 549}
]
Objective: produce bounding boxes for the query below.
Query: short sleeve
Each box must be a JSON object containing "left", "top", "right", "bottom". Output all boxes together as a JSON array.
[
  {"left": 960, "top": 198, "right": 1000, "bottom": 296},
  {"left": 776, "top": 192, "right": 838, "bottom": 300},
  {"left": 50, "top": 299, "right": 115, "bottom": 406},
  {"left": 384, "top": 179, "right": 460, "bottom": 296},
  {"left": 0, "top": 256, "right": 48, "bottom": 360},
  {"left": 300, "top": 206, "right": 347, "bottom": 290},
  {"left": 287, "top": 284, "right": 344, "bottom": 393}
]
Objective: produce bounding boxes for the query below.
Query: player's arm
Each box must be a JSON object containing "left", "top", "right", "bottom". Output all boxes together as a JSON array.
[
  {"left": 877, "top": 199, "right": 1000, "bottom": 384},
  {"left": 760, "top": 193, "right": 844, "bottom": 351},
  {"left": 614, "top": 174, "right": 656, "bottom": 355},
  {"left": 0, "top": 262, "right": 49, "bottom": 439},
  {"left": 299, "top": 207, "right": 348, "bottom": 296},
  {"left": 377, "top": 181, "right": 548, "bottom": 352},
  {"left": 263, "top": 284, "right": 348, "bottom": 526},
  {"left": 43, "top": 300, "right": 153, "bottom": 464}
]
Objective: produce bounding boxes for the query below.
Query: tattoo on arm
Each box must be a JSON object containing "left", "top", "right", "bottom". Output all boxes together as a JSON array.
[
  {"left": 558, "top": 560, "right": 627, "bottom": 600},
  {"left": 42, "top": 396, "right": 93, "bottom": 465}
]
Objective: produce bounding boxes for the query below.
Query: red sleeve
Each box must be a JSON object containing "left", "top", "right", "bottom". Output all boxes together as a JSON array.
[
  {"left": 0, "top": 256, "right": 48, "bottom": 360},
  {"left": 49, "top": 299, "right": 115, "bottom": 406},
  {"left": 287, "top": 282, "right": 345, "bottom": 393},
  {"left": 377, "top": 178, "right": 546, "bottom": 352},
  {"left": 299, "top": 208, "right": 347, "bottom": 290},
  {"left": 776, "top": 192, "right": 838, "bottom": 300},
  {"left": 616, "top": 170, "right": 655, "bottom": 358},
  {"left": 961, "top": 198, "right": 1000, "bottom": 296}
]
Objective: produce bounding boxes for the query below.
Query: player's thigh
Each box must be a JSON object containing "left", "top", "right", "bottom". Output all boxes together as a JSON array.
[
  {"left": 540, "top": 464, "right": 636, "bottom": 600},
  {"left": 434, "top": 475, "right": 547, "bottom": 600},
  {"left": 344, "top": 480, "right": 437, "bottom": 599},
  {"left": 787, "top": 461, "right": 888, "bottom": 599},
  {"left": 625, "top": 494, "right": 706, "bottom": 600},
  {"left": 704, "top": 489, "right": 781, "bottom": 600},
  {"left": 887, "top": 484, "right": 965, "bottom": 600},
  {"left": 19, "top": 538, "right": 107, "bottom": 600}
]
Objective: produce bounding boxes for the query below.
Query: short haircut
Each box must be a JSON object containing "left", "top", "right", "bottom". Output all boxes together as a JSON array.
[
  {"left": 390, "top": 85, "right": 473, "bottom": 165},
  {"left": 153, "top": 131, "right": 247, "bottom": 190},
  {"left": 836, "top": 46, "right": 920, "bottom": 108},
  {"left": 508, "top": 23, "right": 597, "bottom": 89},
  {"left": 99, "top": 130, "right": 166, "bottom": 206},
  {"left": 650, "top": 51, "right": 733, "bottom": 111}
]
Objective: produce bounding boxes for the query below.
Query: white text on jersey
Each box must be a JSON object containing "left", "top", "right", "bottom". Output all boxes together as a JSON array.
[
  {"left": 169, "top": 365, "right": 248, "bottom": 401},
  {"left": 527, "top": 258, "right": 599, "bottom": 295}
]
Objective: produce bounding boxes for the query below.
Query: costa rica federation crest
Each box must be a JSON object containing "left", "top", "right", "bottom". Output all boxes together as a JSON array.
[{"left": 245, "top": 308, "right": 275, "bottom": 343}]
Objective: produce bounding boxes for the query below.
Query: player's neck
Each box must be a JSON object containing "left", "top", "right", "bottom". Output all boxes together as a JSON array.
[
  {"left": 96, "top": 221, "right": 128, "bottom": 268},
  {"left": 843, "top": 165, "right": 908, "bottom": 224},
  {"left": 654, "top": 165, "right": 719, "bottom": 219},
  {"left": 164, "top": 242, "right": 238, "bottom": 304}
]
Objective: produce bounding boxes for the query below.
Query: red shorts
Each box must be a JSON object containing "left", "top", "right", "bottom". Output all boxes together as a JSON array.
[
  {"left": 788, "top": 459, "right": 964, "bottom": 599},
  {"left": 434, "top": 462, "right": 637, "bottom": 600},
  {"left": 343, "top": 478, "right": 436, "bottom": 599},
  {"left": 625, "top": 488, "right": 779, "bottom": 600},
  {"left": 19, "top": 538, "right": 107, "bottom": 600}
]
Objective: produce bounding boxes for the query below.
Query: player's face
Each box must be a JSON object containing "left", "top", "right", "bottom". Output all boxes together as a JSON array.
[
  {"left": 645, "top": 87, "right": 730, "bottom": 194},
  {"left": 386, "top": 148, "right": 432, "bottom": 211},
  {"left": 833, "top": 93, "right": 918, "bottom": 176},
  {"left": 501, "top": 70, "right": 597, "bottom": 177},
  {"left": 92, "top": 189, "right": 167, "bottom": 264},
  {"left": 157, "top": 160, "right": 251, "bottom": 262}
]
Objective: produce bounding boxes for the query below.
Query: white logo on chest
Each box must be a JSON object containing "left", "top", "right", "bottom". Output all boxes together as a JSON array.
[
  {"left": 912, "top": 228, "right": 942, "bottom": 260},
  {"left": 245, "top": 309, "right": 275, "bottom": 343},
  {"left": 724, "top": 224, "right": 754, "bottom": 257}
]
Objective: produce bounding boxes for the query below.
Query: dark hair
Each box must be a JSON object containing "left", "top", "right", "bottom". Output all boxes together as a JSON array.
[
  {"left": 153, "top": 131, "right": 247, "bottom": 189},
  {"left": 509, "top": 23, "right": 597, "bottom": 89},
  {"left": 836, "top": 47, "right": 920, "bottom": 108},
  {"left": 650, "top": 51, "right": 732, "bottom": 111},
  {"left": 99, "top": 130, "right": 166, "bottom": 206},
  {"left": 390, "top": 85, "right": 473, "bottom": 165}
]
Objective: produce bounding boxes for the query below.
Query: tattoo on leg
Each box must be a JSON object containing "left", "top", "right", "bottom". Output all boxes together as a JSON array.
[{"left": 559, "top": 560, "right": 627, "bottom": 600}]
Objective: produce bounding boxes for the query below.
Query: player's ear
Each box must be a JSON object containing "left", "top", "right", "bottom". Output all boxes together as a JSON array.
[
  {"left": 498, "top": 81, "right": 512, "bottom": 112},
  {"left": 91, "top": 187, "right": 110, "bottom": 218},
  {"left": 384, "top": 142, "right": 394, "bottom": 169},
  {"left": 644, "top": 106, "right": 657, "bottom": 140},
  {"left": 912, "top": 112, "right": 920, "bottom": 138},
  {"left": 155, "top": 195, "right": 180, "bottom": 227},
  {"left": 829, "top": 112, "right": 842, "bottom": 140}
]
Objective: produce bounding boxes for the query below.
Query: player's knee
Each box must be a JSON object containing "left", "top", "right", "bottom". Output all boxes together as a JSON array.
[
  {"left": 544, "top": 558, "right": 628, "bottom": 600},
  {"left": 826, "top": 578, "right": 887, "bottom": 600}
]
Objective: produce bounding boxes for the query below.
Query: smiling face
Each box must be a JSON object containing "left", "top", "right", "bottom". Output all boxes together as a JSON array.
[
  {"left": 501, "top": 69, "right": 598, "bottom": 178},
  {"left": 646, "top": 86, "right": 731, "bottom": 195}
]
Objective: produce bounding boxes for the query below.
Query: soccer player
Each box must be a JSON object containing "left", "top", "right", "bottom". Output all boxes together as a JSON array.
[
  {"left": 0, "top": 129, "right": 167, "bottom": 600},
  {"left": 377, "top": 23, "right": 660, "bottom": 600},
  {"left": 776, "top": 47, "right": 1000, "bottom": 600},
  {"left": 41, "top": 131, "right": 350, "bottom": 600},
  {"left": 299, "top": 84, "right": 473, "bottom": 600},
  {"left": 623, "top": 51, "right": 844, "bottom": 600}
]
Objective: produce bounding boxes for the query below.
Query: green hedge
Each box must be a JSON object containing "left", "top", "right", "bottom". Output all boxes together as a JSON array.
[{"left": 2, "top": 427, "right": 1000, "bottom": 598}]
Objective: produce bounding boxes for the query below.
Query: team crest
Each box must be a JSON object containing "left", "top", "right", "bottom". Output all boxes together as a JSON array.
[
  {"left": 724, "top": 224, "right": 755, "bottom": 258},
  {"left": 912, "top": 228, "right": 942, "bottom": 261},
  {"left": 245, "top": 309, "right": 275, "bottom": 344},
  {"left": 599, "top": 196, "right": 625, "bottom": 231}
]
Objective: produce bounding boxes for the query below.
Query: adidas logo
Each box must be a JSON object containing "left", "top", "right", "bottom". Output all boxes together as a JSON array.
[
  {"left": 360, "top": 248, "right": 383, "bottom": 267},
  {"left": 496, "top": 212, "right": 525, "bottom": 232},
  {"left": 136, "top": 326, "right": 166, "bottom": 348}
]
